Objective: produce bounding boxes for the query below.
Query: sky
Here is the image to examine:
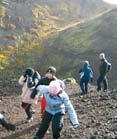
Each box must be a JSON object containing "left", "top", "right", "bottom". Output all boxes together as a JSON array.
[{"left": 103, "top": 0, "right": 117, "bottom": 4}]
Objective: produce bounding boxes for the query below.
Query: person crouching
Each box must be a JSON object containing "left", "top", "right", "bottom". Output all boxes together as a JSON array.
[{"left": 33, "top": 80, "right": 79, "bottom": 139}]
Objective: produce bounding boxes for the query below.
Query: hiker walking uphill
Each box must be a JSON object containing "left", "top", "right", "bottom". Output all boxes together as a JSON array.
[
  {"left": 97, "top": 53, "right": 112, "bottom": 92},
  {"left": 31, "top": 66, "right": 57, "bottom": 118},
  {"left": 18, "top": 68, "right": 41, "bottom": 123},
  {"left": 79, "top": 61, "right": 93, "bottom": 94},
  {"left": 33, "top": 80, "right": 79, "bottom": 139}
]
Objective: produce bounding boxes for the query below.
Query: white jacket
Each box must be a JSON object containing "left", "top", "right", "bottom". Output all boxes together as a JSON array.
[{"left": 19, "top": 75, "right": 38, "bottom": 104}]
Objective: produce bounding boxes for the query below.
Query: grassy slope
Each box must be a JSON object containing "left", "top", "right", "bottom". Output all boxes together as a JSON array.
[
  {"left": 42, "top": 8, "right": 117, "bottom": 88},
  {"left": 0, "top": 1, "right": 114, "bottom": 94}
]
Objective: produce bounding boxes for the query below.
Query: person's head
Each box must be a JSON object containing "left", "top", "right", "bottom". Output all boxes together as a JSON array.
[
  {"left": 84, "top": 60, "right": 90, "bottom": 67},
  {"left": 24, "top": 67, "right": 34, "bottom": 77},
  {"left": 99, "top": 53, "right": 105, "bottom": 60},
  {"left": 46, "top": 66, "right": 56, "bottom": 79},
  {"left": 48, "top": 80, "right": 64, "bottom": 96}
]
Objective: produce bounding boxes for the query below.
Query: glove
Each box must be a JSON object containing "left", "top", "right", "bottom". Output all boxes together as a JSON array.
[
  {"left": 27, "top": 77, "right": 35, "bottom": 88},
  {"left": 73, "top": 124, "right": 79, "bottom": 129}
]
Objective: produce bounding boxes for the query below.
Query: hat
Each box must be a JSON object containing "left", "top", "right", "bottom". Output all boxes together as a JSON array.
[
  {"left": 46, "top": 66, "right": 56, "bottom": 74},
  {"left": 24, "top": 68, "right": 34, "bottom": 77},
  {"left": 48, "top": 80, "right": 64, "bottom": 96}
]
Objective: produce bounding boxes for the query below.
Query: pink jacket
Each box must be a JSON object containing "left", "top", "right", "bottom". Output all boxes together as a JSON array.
[{"left": 18, "top": 75, "right": 38, "bottom": 104}]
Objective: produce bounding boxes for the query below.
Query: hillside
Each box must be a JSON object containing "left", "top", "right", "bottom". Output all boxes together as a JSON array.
[
  {"left": 0, "top": 0, "right": 111, "bottom": 47},
  {"left": 0, "top": 0, "right": 113, "bottom": 93},
  {"left": 41, "top": 8, "right": 117, "bottom": 89}
]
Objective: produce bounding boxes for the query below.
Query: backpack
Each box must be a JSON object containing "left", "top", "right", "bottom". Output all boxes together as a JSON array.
[
  {"left": 32, "top": 71, "right": 41, "bottom": 84},
  {"left": 27, "top": 71, "right": 41, "bottom": 88}
]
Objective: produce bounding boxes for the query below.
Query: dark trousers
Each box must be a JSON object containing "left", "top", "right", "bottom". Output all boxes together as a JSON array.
[
  {"left": 0, "top": 116, "right": 15, "bottom": 131},
  {"left": 80, "top": 80, "right": 88, "bottom": 94},
  {"left": 35, "top": 111, "right": 64, "bottom": 139},
  {"left": 97, "top": 75, "right": 108, "bottom": 91},
  {"left": 22, "top": 102, "right": 32, "bottom": 119}
]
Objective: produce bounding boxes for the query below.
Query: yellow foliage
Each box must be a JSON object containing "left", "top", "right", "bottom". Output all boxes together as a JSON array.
[
  {"left": 0, "top": 53, "right": 9, "bottom": 69},
  {"left": 30, "top": 28, "right": 39, "bottom": 37},
  {"left": 7, "top": 24, "right": 16, "bottom": 30},
  {"left": 0, "top": 53, "right": 6, "bottom": 59},
  {"left": 4, "top": 46, "right": 15, "bottom": 57},
  {"left": 0, "top": 21, "right": 5, "bottom": 29},
  {"left": 32, "top": 6, "right": 44, "bottom": 18},
  {"left": 0, "top": 6, "right": 5, "bottom": 17}
]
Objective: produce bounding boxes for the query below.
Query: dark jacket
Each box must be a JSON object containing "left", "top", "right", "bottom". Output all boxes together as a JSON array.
[
  {"left": 79, "top": 65, "right": 93, "bottom": 82},
  {"left": 36, "top": 76, "right": 56, "bottom": 86},
  {"left": 99, "top": 59, "right": 109, "bottom": 76},
  {"left": 30, "top": 76, "right": 56, "bottom": 98}
]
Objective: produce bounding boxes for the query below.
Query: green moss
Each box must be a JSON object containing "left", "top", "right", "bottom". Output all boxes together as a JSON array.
[
  {"left": 0, "top": 6, "right": 5, "bottom": 17},
  {"left": 53, "top": 25, "right": 99, "bottom": 54}
]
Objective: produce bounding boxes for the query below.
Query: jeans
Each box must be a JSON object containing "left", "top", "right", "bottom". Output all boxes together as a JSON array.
[
  {"left": 22, "top": 102, "right": 32, "bottom": 119},
  {"left": 80, "top": 80, "right": 89, "bottom": 94},
  {"left": 97, "top": 75, "right": 108, "bottom": 91},
  {"left": 35, "top": 111, "right": 64, "bottom": 139}
]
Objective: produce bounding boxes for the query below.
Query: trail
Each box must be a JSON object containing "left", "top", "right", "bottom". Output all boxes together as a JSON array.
[{"left": 55, "top": 8, "right": 115, "bottom": 33}]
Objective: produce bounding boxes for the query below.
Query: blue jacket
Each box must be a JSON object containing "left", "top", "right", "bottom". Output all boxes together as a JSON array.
[
  {"left": 36, "top": 85, "right": 79, "bottom": 127},
  {"left": 79, "top": 65, "right": 93, "bottom": 82}
]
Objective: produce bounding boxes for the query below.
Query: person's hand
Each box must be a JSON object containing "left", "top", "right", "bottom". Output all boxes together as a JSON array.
[{"left": 27, "top": 77, "right": 34, "bottom": 88}]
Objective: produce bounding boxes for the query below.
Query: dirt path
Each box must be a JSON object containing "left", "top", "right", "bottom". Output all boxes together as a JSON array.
[
  {"left": 0, "top": 84, "right": 117, "bottom": 139},
  {"left": 54, "top": 8, "right": 115, "bottom": 33}
]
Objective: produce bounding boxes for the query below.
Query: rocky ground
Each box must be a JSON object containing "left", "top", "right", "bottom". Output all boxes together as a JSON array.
[{"left": 0, "top": 84, "right": 117, "bottom": 139}]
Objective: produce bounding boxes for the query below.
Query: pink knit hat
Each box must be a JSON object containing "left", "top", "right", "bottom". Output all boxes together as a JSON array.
[{"left": 48, "top": 80, "right": 65, "bottom": 96}]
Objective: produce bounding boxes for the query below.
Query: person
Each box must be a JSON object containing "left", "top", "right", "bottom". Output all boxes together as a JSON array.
[
  {"left": 33, "top": 80, "right": 79, "bottom": 139},
  {"left": 31, "top": 66, "right": 57, "bottom": 118},
  {"left": 18, "top": 67, "right": 41, "bottom": 122},
  {"left": 79, "top": 61, "right": 93, "bottom": 94},
  {"left": 0, "top": 113, "right": 15, "bottom": 131},
  {"left": 97, "top": 53, "right": 112, "bottom": 92}
]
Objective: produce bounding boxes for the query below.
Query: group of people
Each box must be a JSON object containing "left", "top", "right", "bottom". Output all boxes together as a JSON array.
[
  {"left": 0, "top": 52, "right": 112, "bottom": 139},
  {"left": 79, "top": 53, "right": 112, "bottom": 94},
  {"left": 18, "top": 66, "right": 79, "bottom": 139}
]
